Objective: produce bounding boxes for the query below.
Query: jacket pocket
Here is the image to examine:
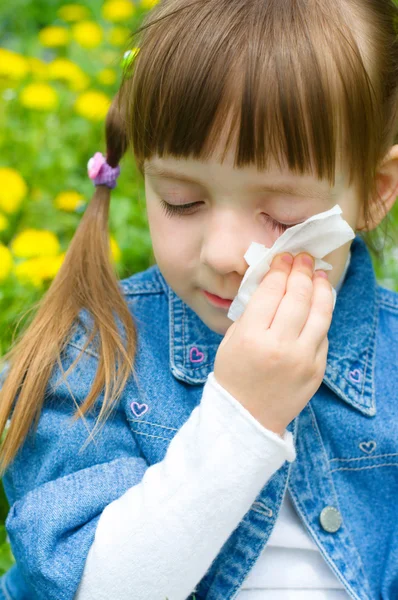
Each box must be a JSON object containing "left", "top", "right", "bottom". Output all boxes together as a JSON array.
[{"left": 127, "top": 417, "right": 179, "bottom": 442}]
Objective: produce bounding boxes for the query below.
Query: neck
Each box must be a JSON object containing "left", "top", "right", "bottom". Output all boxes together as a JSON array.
[{"left": 335, "top": 250, "right": 352, "bottom": 296}]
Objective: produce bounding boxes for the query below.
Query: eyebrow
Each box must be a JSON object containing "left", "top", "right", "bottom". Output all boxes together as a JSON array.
[{"left": 143, "top": 164, "right": 335, "bottom": 201}]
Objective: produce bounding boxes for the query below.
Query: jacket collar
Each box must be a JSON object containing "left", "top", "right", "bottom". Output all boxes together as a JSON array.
[{"left": 155, "top": 235, "right": 378, "bottom": 417}]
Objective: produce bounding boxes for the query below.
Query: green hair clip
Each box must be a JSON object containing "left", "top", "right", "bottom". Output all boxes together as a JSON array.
[{"left": 122, "top": 47, "right": 140, "bottom": 77}]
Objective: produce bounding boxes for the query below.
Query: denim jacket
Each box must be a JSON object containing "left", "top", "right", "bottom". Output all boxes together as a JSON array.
[{"left": 0, "top": 234, "right": 397, "bottom": 600}]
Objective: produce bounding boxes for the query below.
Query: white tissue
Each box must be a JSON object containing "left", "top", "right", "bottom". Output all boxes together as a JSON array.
[{"left": 227, "top": 204, "right": 356, "bottom": 322}]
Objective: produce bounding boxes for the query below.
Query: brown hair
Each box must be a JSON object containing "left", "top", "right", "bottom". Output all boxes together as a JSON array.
[{"left": 1, "top": 0, "right": 398, "bottom": 476}]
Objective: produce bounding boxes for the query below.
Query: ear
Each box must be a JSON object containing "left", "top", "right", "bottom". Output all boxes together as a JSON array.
[{"left": 357, "top": 144, "right": 398, "bottom": 231}]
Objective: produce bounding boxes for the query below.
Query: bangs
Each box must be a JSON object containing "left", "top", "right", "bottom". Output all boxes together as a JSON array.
[{"left": 120, "top": 0, "right": 382, "bottom": 193}]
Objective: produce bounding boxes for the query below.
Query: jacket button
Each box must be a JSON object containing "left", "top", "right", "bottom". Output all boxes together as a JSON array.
[{"left": 319, "top": 506, "right": 342, "bottom": 533}]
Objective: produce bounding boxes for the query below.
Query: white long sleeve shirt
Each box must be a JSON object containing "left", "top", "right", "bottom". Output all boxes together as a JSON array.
[{"left": 76, "top": 253, "right": 352, "bottom": 600}]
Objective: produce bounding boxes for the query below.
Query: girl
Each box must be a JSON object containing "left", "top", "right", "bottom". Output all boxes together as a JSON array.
[{"left": 0, "top": 0, "right": 397, "bottom": 598}]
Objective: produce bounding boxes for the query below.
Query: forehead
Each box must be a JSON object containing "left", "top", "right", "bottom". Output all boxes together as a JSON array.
[{"left": 144, "top": 150, "right": 345, "bottom": 200}]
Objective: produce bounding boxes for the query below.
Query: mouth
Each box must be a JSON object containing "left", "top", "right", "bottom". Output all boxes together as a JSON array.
[{"left": 203, "top": 290, "right": 233, "bottom": 309}]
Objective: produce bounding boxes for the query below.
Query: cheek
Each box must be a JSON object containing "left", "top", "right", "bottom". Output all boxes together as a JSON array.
[{"left": 145, "top": 202, "right": 198, "bottom": 264}]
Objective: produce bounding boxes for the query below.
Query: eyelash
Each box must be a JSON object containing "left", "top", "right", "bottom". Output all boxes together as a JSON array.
[{"left": 159, "top": 199, "right": 296, "bottom": 233}]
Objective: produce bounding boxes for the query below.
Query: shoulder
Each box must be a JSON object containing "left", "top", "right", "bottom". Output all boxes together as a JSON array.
[
  {"left": 377, "top": 284, "right": 398, "bottom": 327},
  {"left": 118, "top": 264, "right": 166, "bottom": 297},
  {"left": 377, "top": 284, "right": 398, "bottom": 312},
  {"left": 375, "top": 284, "right": 398, "bottom": 347},
  {"left": 66, "top": 264, "right": 168, "bottom": 359}
]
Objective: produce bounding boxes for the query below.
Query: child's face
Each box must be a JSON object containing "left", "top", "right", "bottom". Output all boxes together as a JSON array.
[{"left": 143, "top": 147, "right": 366, "bottom": 335}]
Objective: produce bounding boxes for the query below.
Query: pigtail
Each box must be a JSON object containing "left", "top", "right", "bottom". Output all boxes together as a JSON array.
[{"left": 0, "top": 90, "right": 139, "bottom": 475}]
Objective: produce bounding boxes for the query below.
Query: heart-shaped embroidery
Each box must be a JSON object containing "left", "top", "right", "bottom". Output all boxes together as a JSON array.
[
  {"left": 359, "top": 440, "right": 376, "bottom": 454},
  {"left": 130, "top": 401, "right": 148, "bottom": 418},
  {"left": 189, "top": 347, "right": 205, "bottom": 363},
  {"left": 349, "top": 369, "right": 362, "bottom": 383}
]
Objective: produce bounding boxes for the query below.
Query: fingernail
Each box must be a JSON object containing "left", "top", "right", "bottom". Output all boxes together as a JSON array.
[
  {"left": 301, "top": 255, "right": 314, "bottom": 268},
  {"left": 282, "top": 253, "right": 294, "bottom": 265},
  {"left": 315, "top": 270, "right": 328, "bottom": 279}
]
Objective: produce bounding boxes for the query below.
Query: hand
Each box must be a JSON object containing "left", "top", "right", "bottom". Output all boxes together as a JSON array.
[{"left": 213, "top": 252, "right": 334, "bottom": 435}]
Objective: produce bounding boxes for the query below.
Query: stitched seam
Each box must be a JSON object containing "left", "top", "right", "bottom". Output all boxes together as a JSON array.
[
  {"left": 154, "top": 265, "right": 169, "bottom": 295},
  {"left": 330, "top": 452, "right": 398, "bottom": 462},
  {"left": 351, "top": 286, "right": 378, "bottom": 403},
  {"left": 123, "top": 288, "right": 163, "bottom": 298},
  {"left": 331, "top": 463, "right": 398, "bottom": 472},
  {"left": 251, "top": 507, "right": 272, "bottom": 517},
  {"left": 131, "top": 431, "right": 172, "bottom": 442},
  {"left": 308, "top": 404, "right": 341, "bottom": 496},
  {"left": 66, "top": 341, "right": 99, "bottom": 360},
  {"left": 378, "top": 287, "right": 398, "bottom": 311},
  {"left": 379, "top": 301, "right": 398, "bottom": 314},
  {"left": 306, "top": 404, "right": 370, "bottom": 587},
  {"left": 1, "top": 575, "right": 14, "bottom": 600},
  {"left": 127, "top": 419, "right": 178, "bottom": 431}
]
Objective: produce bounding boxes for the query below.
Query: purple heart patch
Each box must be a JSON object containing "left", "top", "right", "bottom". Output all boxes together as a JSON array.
[
  {"left": 349, "top": 369, "right": 362, "bottom": 384},
  {"left": 130, "top": 401, "right": 148, "bottom": 418},
  {"left": 189, "top": 347, "right": 205, "bottom": 363}
]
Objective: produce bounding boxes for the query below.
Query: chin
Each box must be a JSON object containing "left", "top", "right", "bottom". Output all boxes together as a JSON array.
[{"left": 200, "top": 312, "right": 232, "bottom": 336}]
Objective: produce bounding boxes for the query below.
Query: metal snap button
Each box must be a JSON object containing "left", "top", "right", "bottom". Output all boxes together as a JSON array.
[{"left": 319, "top": 506, "right": 342, "bottom": 533}]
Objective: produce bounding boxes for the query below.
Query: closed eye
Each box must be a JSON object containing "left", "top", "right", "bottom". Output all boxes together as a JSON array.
[{"left": 159, "top": 199, "right": 301, "bottom": 232}]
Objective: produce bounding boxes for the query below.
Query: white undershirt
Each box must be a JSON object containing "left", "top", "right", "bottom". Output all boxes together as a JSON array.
[
  {"left": 76, "top": 252, "right": 352, "bottom": 600},
  {"left": 236, "top": 489, "right": 349, "bottom": 599}
]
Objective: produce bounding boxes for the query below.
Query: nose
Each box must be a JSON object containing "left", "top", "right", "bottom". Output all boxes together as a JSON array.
[{"left": 200, "top": 209, "right": 268, "bottom": 276}]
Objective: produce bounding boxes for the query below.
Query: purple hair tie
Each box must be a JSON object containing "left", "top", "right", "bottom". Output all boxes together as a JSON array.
[{"left": 87, "top": 152, "right": 121, "bottom": 189}]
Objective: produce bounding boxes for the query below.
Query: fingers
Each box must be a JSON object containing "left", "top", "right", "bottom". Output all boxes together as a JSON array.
[
  {"left": 299, "top": 272, "right": 334, "bottom": 351},
  {"left": 242, "top": 252, "right": 293, "bottom": 330},
  {"left": 268, "top": 253, "right": 317, "bottom": 339}
]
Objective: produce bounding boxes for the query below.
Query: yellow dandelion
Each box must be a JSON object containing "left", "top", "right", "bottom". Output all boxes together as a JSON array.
[
  {"left": 0, "top": 244, "right": 13, "bottom": 282},
  {"left": 109, "top": 235, "right": 121, "bottom": 263},
  {"left": 47, "top": 58, "right": 90, "bottom": 91},
  {"left": 0, "top": 49, "right": 29, "bottom": 81},
  {"left": 58, "top": 4, "right": 91, "bottom": 22},
  {"left": 97, "top": 68, "right": 117, "bottom": 85},
  {"left": 0, "top": 168, "right": 28, "bottom": 213},
  {"left": 15, "top": 254, "right": 65, "bottom": 287},
  {"left": 108, "top": 26, "right": 130, "bottom": 47},
  {"left": 54, "top": 190, "right": 85, "bottom": 212},
  {"left": 71, "top": 72, "right": 90, "bottom": 91},
  {"left": 140, "top": 0, "right": 159, "bottom": 9},
  {"left": 102, "top": 0, "right": 135, "bottom": 22},
  {"left": 0, "top": 213, "right": 9, "bottom": 231},
  {"left": 27, "top": 57, "right": 48, "bottom": 79},
  {"left": 15, "top": 260, "right": 42, "bottom": 287},
  {"left": 74, "top": 90, "right": 111, "bottom": 121},
  {"left": 38, "top": 25, "right": 70, "bottom": 47},
  {"left": 11, "top": 229, "right": 61, "bottom": 259},
  {"left": 72, "top": 21, "right": 103, "bottom": 48},
  {"left": 19, "top": 82, "right": 58, "bottom": 111}
]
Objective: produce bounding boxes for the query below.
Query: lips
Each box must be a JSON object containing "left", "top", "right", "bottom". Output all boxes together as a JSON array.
[
  {"left": 207, "top": 292, "right": 232, "bottom": 301},
  {"left": 203, "top": 290, "right": 233, "bottom": 309}
]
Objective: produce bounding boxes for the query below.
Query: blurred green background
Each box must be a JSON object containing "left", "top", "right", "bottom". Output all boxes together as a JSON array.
[{"left": 0, "top": 0, "right": 397, "bottom": 575}]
